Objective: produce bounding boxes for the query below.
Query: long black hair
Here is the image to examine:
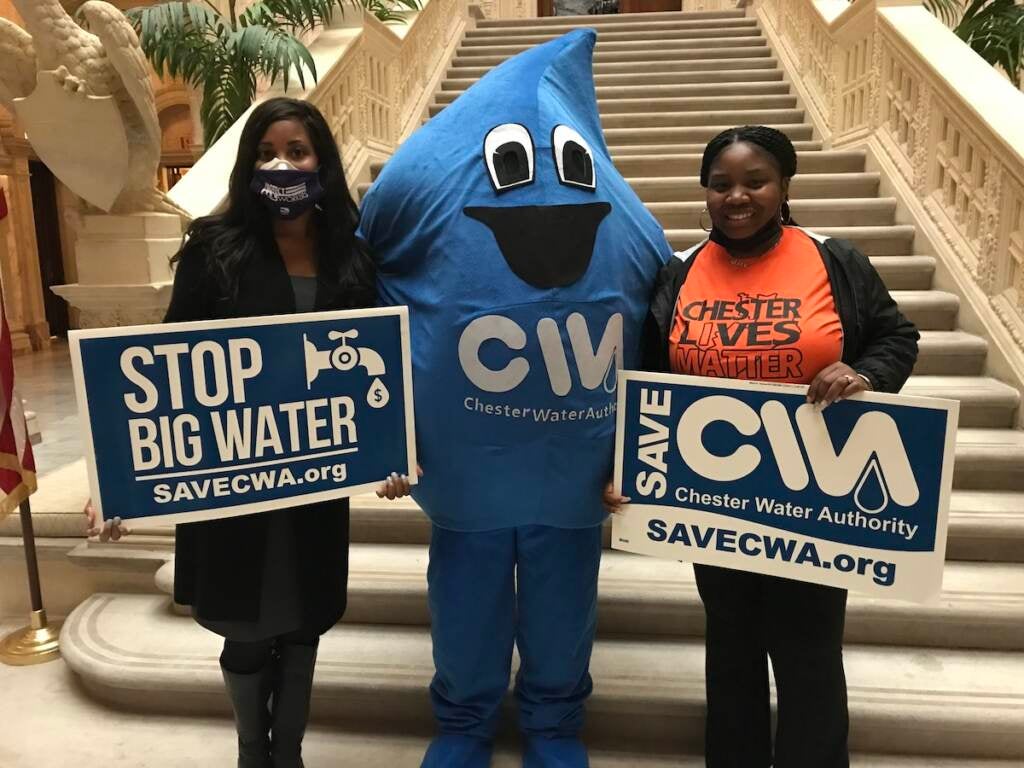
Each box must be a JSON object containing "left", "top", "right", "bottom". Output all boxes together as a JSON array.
[{"left": 174, "top": 97, "right": 373, "bottom": 304}]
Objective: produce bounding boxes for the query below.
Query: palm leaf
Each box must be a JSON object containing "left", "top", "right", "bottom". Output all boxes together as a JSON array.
[
  {"left": 925, "top": 0, "right": 963, "bottom": 27},
  {"left": 955, "top": 0, "right": 1024, "bottom": 87},
  {"left": 240, "top": 0, "right": 349, "bottom": 32},
  {"left": 125, "top": 3, "right": 226, "bottom": 82},
  {"left": 199, "top": 55, "right": 257, "bottom": 146},
  {"left": 360, "top": 0, "right": 420, "bottom": 22},
  {"left": 124, "top": 0, "right": 404, "bottom": 144},
  {"left": 230, "top": 24, "right": 318, "bottom": 90}
]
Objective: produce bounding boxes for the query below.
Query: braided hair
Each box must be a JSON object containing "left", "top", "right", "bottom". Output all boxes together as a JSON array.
[{"left": 699, "top": 125, "right": 798, "bottom": 187}]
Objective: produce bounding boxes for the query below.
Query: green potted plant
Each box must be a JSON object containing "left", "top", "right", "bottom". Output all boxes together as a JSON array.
[
  {"left": 926, "top": 0, "right": 1022, "bottom": 87},
  {"left": 124, "top": 0, "right": 421, "bottom": 146}
]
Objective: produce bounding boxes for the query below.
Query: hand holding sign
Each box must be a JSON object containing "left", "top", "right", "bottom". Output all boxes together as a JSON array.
[
  {"left": 602, "top": 479, "right": 629, "bottom": 516},
  {"left": 71, "top": 308, "right": 417, "bottom": 529},
  {"left": 807, "top": 361, "right": 871, "bottom": 407}
]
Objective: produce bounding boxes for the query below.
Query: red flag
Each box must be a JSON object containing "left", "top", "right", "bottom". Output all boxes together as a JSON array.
[
  {"left": 0, "top": 187, "right": 8, "bottom": 221},
  {"left": 0, "top": 281, "right": 36, "bottom": 520}
]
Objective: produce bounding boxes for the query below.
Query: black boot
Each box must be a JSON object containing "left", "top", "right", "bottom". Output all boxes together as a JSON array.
[
  {"left": 221, "top": 662, "right": 273, "bottom": 768},
  {"left": 270, "top": 643, "right": 318, "bottom": 768}
]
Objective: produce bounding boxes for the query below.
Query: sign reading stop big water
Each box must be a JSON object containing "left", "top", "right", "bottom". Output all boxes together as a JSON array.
[
  {"left": 612, "top": 372, "right": 958, "bottom": 602},
  {"left": 70, "top": 308, "right": 416, "bottom": 527}
]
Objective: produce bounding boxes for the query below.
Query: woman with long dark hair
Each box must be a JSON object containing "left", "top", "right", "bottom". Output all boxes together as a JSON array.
[{"left": 89, "top": 96, "right": 414, "bottom": 768}]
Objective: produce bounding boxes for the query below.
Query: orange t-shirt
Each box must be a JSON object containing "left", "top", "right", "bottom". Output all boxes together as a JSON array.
[{"left": 668, "top": 227, "right": 843, "bottom": 384}]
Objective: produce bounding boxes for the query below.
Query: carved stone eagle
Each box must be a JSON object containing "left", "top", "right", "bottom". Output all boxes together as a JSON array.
[{"left": 0, "top": 1, "right": 183, "bottom": 215}]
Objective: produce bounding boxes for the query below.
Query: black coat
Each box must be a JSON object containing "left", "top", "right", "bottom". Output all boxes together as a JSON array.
[
  {"left": 166, "top": 237, "right": 376, "bottom": 633},
  {"left": 642, "top": 229, "right": 920, "bottom": 393}
]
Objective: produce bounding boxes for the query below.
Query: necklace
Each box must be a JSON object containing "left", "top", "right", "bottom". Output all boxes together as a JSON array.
[{"left": 726, "top": 230, "right": 784, "bottom": 268}]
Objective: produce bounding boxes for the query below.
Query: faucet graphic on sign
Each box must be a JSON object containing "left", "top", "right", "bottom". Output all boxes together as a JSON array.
[{"left": 303, "top": 330, "right": 389, "bottom": 408}]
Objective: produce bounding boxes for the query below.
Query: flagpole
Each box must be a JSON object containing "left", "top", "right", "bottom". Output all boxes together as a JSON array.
[{"left": 0, "top": 498, "right": 61, "bottom": 665}]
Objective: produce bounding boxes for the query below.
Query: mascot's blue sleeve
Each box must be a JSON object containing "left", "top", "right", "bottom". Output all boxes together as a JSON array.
[{"left": 360, "top": 28, "right": 673, "bottom": 531}]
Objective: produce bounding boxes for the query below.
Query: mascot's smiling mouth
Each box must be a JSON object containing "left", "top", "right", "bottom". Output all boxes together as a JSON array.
[{"left": 464, "top": 203, "right": 612, "bottom": 289}]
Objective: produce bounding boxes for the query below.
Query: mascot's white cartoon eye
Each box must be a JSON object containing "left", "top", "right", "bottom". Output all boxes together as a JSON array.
[
  {"left": 552, "top": 125, "right": 596, "bottom": 191},
  {"left": 484, "top": 123, "right": 535, "bottom": 192}
]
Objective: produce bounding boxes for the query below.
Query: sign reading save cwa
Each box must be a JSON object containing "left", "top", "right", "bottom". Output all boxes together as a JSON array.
[{"left": 612, "top": 372, "right": 959, "bottom": 602}]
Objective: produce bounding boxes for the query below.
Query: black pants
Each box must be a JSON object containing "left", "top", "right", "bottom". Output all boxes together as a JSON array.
[
  {"left": 220, "top": 627, "right": 320, "bottom": 674},
  {"left": 694, "top": 565, "right": 849, "bottom": 768}
]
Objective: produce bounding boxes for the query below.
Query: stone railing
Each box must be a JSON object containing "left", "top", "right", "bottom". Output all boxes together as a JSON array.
[
  {"left": 170, "top": 0, "right": 472, "bottom": 219},
  {"left": 475, "top": 0, "right": 536, "bottom": 18},
  {"left": 754, "top": 0, "right": 1024, "bottom": 363}
]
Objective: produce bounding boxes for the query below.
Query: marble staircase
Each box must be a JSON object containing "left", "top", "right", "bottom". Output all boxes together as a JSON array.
[{"left": 60, "top": 8, "right": 1024, "bottom": 765}]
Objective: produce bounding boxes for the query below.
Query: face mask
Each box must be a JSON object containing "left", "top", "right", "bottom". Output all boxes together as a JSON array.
[
  {"left": 250, "top": 158, "right": 325, "bottom": 220},
  {"left": 708, "top": 214, "right": 783, "bottom": 253}
]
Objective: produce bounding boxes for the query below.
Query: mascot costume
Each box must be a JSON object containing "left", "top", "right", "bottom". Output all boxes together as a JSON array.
[{"left": 360, "top": 29, "right": 672, "bottom": 767}]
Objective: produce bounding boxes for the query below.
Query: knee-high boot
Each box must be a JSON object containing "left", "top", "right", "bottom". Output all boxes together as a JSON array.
[
  {"left": 221, "top": 662, "right": 273, "bottom": 768},
  {"left": 270, "top": 643, "right": 318, "bottom": 768}
]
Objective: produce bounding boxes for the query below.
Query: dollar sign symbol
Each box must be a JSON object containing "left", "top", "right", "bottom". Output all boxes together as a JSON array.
[{"left": 368, "top": 377, "right": 389, "bottom": 408}]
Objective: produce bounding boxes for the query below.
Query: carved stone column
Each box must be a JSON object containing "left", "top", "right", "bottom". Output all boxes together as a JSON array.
[{"left": 0, "top": 112, "right": 50, "bottom": 353}]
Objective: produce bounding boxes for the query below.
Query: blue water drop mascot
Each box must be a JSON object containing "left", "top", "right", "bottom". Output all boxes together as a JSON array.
[{"left": 360, "top": 28, "right": 672, "bottom": 768}]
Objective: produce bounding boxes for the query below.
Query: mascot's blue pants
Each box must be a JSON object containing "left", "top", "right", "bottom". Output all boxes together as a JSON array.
[{"left": 421, "top": 523, "right": 603, "bottom": 768}]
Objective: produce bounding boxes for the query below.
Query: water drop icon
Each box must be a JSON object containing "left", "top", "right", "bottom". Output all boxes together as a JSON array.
[
  {"left": 603, "top": 356, "right": 618, "bottom": 394},
  {"left": 853, "top": 456, "right": 888, "bottom": 514},
  {"left": 368, "top": 378, "right": 389, "bottom": 409}
]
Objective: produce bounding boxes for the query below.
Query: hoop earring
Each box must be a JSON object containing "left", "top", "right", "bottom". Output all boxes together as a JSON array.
[
  {"left": 699, "top": 207, "right": 713, "bottom": 233},
  {"left": 780, "top": 200, "right": 791, "bottom": 225}
]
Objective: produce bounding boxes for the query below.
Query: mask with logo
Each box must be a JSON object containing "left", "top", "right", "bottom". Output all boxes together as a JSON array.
[{"left": 250, "top": 158, "right": 325, "bottom": 220}]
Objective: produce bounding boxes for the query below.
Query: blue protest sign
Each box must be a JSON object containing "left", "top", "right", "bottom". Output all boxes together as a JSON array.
[
  {"left": 612, "top": 372, "right": 958, "bottom": 601},
  {"left": 69, "top": 308, "right": 416, "bottom": 527}
]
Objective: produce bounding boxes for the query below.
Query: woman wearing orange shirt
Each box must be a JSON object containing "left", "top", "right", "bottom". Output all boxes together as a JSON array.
[{"left": 628, "top": 126, "right": 919, "bottom": 767}]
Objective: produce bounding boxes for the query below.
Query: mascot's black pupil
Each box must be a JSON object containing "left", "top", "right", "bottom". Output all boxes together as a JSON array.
[
  {"left": 494, "top": 143, "right": 529, "bottom": 186},
  {"left": 563, "top": 141, "right": 594, "bottom": 186}
]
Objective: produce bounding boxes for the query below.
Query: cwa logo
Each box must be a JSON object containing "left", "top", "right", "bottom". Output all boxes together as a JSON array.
[
  {"left": 639, "top": 391, "right": 920, "bottom": 515},
  {"left": 458, "top": 312, "right": 622, "bottom": 396}
]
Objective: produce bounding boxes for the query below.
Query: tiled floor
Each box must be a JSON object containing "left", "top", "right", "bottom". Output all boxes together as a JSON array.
[{"left": 15, "top": 341, "right": 83, "bottom": 476}]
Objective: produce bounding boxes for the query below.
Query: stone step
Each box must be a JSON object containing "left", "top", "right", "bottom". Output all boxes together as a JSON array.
[
  {"left": 948, "top": 491, "right": 1024, "bottom": 561},
  {"left": 609, "top": 148, "right": 861, "bottom": 176},
  {"left": 867, "top": 255, "right": 935, "bottom": 290},
  {"left": 347, "top": 550, "right": 1024, "bottom": 650},
  {"left": 442, "top": 80, "right": 795, "bottom": 100},
  {"left": 602, "top": 106, "right": 803, "bottom": 129},
  {"left": 448, "top": 57, "right": 782, "bottom": 80},
  {"left": 664, "top": 224, "right": 917, "bottom": 257},
  {"left": 431, "top": 102, "right": 806, "bottom": 127},
  {"left": 610, "top": 138, "right": 824, "bottom": 154},
  {"left": 476, "top": 10, "right": 748, "bottom": 28},
  {"left": 462, "top": 24, "right": 762, "bottom": 46},
  {"left": 360, "top": 139, "right": 833, "bottom": 201},
  {"left": 953, "top": 429, "right": 1024, "bottom": 491},
  {"left": 604, "top": 122, "right": 815, "bottom": 147},
  {"left": 629, "top": 169, "right": 870, "bottom": 201},
  {"left": 442, "top": 69, "right": 787, "bottom": 92},
  {"left": 151, "top": 546, "right": 1024, "bottom": 651},
  {"left": 915, "top": 330, "right": 988, "bottom": 375},
  {"left": 456, "top": 37, "right": 769, "bottom": 59},
  {"left": 646, "top": 197, "right": 895, "bottom": 228},
  {"left": 451, "top": 46, "right": 773, "bottom": 68},
  {"left": 434, "top": 91, "right": 800, "bottom": 115},
  {"left": 369, "top": 150, "right": 857, "bottom": 184},
  {"left": 466, "top": 17, "right": 759, "bottom": 39},
  {"left": 346, "top": 483, "right": 1024, "bottom": 564},
  {"left": 902, "top": 376, "right": 1020, "bottom": 428},
  {"left": 61, "top": 593, "right": 1024, "bottom": 758}
]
